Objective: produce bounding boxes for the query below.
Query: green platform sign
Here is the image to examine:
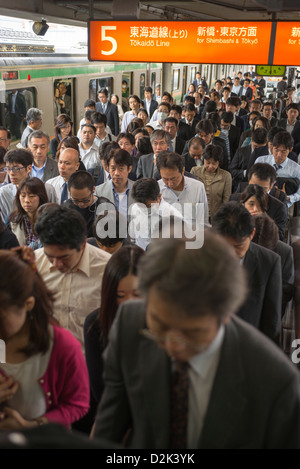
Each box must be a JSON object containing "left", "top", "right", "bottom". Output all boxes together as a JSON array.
[{"left": 256, "top": 65, "right": 286, "bottom": 77}]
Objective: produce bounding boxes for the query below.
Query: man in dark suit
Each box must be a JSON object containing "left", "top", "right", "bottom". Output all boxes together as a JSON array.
[
  {"left": 213, "top": 202, "right": 282, "bottom": 344},
  {"left": 238, "top": 79, "right": 253, "bottom": 101},
  {"left": 28, "top": 130, "right": 59, "bottom": 183},
  {"left": 169, "top": 105, "right": 190, "bottom": 141},
  {"left": 6, "top": 89, "right": 26, "bottom": 140},
  {"left": 181, "top": 103, "right": 199, "bottom": 139},
  {"left": 92, "top": 233, "right": 300, "bottom": 449},
  {"left": 142, "top": 86, "right": 158, "bottom": 119},
  {"left": 231, "top": 162, "right": 289, "bottom": 241},
  {"left": 225, "top": 97, "right": 246, "bottom": 133},
  {"left": 136, "top": 129, "right": 171, "bottom": 179},
  {"left": 95, "top": 88, "right": 119, "bottom": 136},
  {"left": 163, "top": 117, "right": 186, "bottom": 155},
  {"left": 229, "top": 127, "right": 268, "bottom": 192},
  {"left": 278, "top": 103, "right": 300, "bottom": 134},
  {"left": 220, "top": 111, "right": 241, "bottom": 162}
]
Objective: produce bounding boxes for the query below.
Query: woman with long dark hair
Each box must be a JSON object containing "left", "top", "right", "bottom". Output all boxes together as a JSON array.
[
  {"left": 50, "top": 114, "right": 73, "bottom": 159},
  {"left": 0, "top": 247, "right": 89, "bottom": 429},
  {"left": 8, "top": 177, "right": 48, "bottom": 248},
  {"left": 84, "top": 245, "right": 145, "bottom": 430}
]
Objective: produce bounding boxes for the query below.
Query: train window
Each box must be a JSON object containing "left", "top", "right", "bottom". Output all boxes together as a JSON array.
[
  {"left": 54, "top": 79, "right": 73, "bottom": 122},
  {"left": 122, "top": 72, "right": 132, "bottom": 112},
  {"left": 140, "top": 73, "right": 146, "bottom": 100},
  {"left": 190, "top": 67, "right": 197, "bottom": 83},
  {"left": 172, "top": 69, "right": 180, "bottom": 91},
  {"left": 89, "top": 77, "right": 113, "bottom": 103},
  {"left": 151, "top": 72, "right": 156, "bottom": 91},
  {"left": 2, "top": 87, "right": 36, "bottom": 142}
]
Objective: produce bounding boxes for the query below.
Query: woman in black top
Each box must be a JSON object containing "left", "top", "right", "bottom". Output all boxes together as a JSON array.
[{"left": 83, "top": 245, "right": 145, "bottom": 433}]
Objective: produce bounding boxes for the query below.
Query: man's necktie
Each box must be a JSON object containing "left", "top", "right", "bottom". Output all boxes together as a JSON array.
[
  {"left": 60, "top": 182, "right": 68, "bottom": 204},
  {"left": 169, "top": 143, "right": 174, "bottom": 152},
  {"left": 170, "top": 360, "right": 189, "bottom": 449},
  {"left": 274, "top": 164, "right": 282, "bottom": 171}
]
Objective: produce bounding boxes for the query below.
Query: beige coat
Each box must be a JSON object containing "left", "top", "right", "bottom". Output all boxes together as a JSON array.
[{"left": 190, "top": 166, "right": 232, "bottom": 221}]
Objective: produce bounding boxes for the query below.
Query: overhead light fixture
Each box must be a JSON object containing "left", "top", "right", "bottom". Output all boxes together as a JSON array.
[{"left": 32, "top": 19, "right": 49, "bottom": 36}]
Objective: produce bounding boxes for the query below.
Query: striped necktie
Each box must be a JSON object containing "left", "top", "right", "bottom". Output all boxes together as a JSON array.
[
  {"left": 274, "top": 163, "right": 282, "bottom": 171},
  {"left": 170, "top": 360, "right": 189, "bottom": 449}
]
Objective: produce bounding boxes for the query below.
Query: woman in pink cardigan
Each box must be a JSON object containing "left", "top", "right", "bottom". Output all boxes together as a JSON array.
[{"left": 0, "top": 247, "right": 89, "bottom": 430}]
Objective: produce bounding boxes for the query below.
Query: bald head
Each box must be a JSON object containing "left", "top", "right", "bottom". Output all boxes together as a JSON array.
[{"left": 58, "top": 148, "right": 80, "bottom": 181}]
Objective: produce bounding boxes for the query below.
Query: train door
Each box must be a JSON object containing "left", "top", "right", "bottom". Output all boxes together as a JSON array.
[
  {"left": 53, "top": 78, "right": 75, "bottom": 125},
  {"left": 1, "top": 85, "right": 37, "bottom": 142},
  {"left": 121, "top": 72, "right": 133, "bottom": 112},
  {"left": 151, "top": 72, "right": 157, "bottom": 92},
  {"left": 181, "top": 66, "right": 188, "bottom": 101},
  {"left": 139, "top": 73, "right": 146, "bottom": 100}
]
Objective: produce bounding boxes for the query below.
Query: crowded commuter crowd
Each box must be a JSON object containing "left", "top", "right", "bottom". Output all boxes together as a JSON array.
[{"left": 1, "top": 69, "right": 300, "bottom": 449}]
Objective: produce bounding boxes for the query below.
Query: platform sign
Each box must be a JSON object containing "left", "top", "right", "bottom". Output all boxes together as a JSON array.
[
  {"left": 89, "top": 21, "right": 273, "bottom": 64},
  {"left": 256, "top": 65, "right": 286, "bottom": 76},
  {"left": 273, "top": 22, "right": 300, "bottom": 66}
]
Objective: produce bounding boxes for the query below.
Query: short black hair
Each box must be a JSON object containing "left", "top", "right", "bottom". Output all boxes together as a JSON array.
[
  {"left": 137, "top": 136, "right": 153, "bottom": 155},
  {"left": 252, "top": 127, "right": 268, "bottom": 145},
  {"left": 205, "top": 100, "right": 217, "bottom": 113},
  {"left": 184, "top": 103, "right": 196, "bottom": 113},
  {"left": 0, "top": 146, "right": 6, "bottom": 164},
  {"left": 184, "top": 96, "right": 196, "bottom": 105},
  {"left": 35, "top": 205, "right": 87, "bottom": 250},
  {"left": 286, "top": 103, "right": 300, "bottom": 113},
  {"left": 116, "top": 132, "right": 135, "bottom": 146},
  {"left": 203, "top": 144, "right": 224, "bottom": 164},
  {"left": 159, "top": 101, "right": 171, "bottom": 112},
  {"left": 68, "top": 170, "right": 95, "bottom": 192},
  {"left": 84, "top": 99, "right": 96, "bottom": 108},
  {"left": 226, "top": 96, "right": 241, "bottom": 107},
  {"left": 272, "top": 131, "right": 294, "bottom": 149},
  {"left": 212, "top": 201, "right": 255, "bottom": 242},
  {"left": 170, "top": 105, "right": 182, "bottom": 115},
  {"left": 248, "top": 163, "right": 277, "bottom": 185},
  {"left": 196, "top": 119, "right": 214, "bottom": 135},
  {"left": 98, "top": 88, "right": 108, "bottom": 96},
  {"left": 132, "top": 178, "right": 160, "bottom": 204},
  {"left": 267, "top": 126, "right": 284, "bottom": 143},
  {"left": 163, "top": 117, "right": 178, "bottom": 127},
  {"left": 156, "top": 151, "right": 184, "bottom": 173},
  {"left": 91, "top": 111, "right": 107, "bottom": 126},
  {"left": 144, "top": 86, "right": 153, "bottom": 94},
  {"left": 221, "top": 111, "right": 234, "bottom": 124},
  {"left": 108, "top": 148, "right": 133, "bottom": 168},
  {"left": 240, "top": 184, "right": 268, "bottom": 213},
  {"left": 4, "top": 148, "right": 33, "bottom": 167}
]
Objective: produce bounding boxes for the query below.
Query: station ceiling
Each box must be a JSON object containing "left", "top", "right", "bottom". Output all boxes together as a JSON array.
[{"left": 0, "top": 0, "right": 298, "bottom": 27}]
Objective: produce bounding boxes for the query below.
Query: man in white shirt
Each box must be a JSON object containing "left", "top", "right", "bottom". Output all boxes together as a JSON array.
[
  {"left": 129, "top": 177, "right": 184, "bottom": 250},
  {"left": 255, "top": 130, "right": 300, "bottom": 208},
  {"left": 79, "top": 124, "right": 101, "bottom": 170},
  {"left": 47, "top": 148, "right": 80, "bottom": 203},
  {"left": 34, "top": 205, "right": 111, "bottom": 347},
  {"left": 157, "top": 151, "right": 209, "bottom": 228},
  {"left": 28, "top": 130, "right": 59, "bottom": 182},
  {"left": 91, "top": 112, "right": 115, "bottom": 148}
]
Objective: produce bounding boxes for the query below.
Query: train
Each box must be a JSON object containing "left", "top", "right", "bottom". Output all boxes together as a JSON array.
[{"left": 0, "top": 45, "right": 298, "bottom": 145}]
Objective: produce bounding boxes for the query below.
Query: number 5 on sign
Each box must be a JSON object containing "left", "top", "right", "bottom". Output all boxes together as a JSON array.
[{"left": 101, "top": 26, "right": 117, "bottom": 55}]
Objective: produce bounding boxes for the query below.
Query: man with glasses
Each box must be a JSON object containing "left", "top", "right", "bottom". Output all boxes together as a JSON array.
[
  {"left": 255, "top": 130, "right": 300, "bottom": 209},
  {"left": 0, "top": 148, "right": 57, "bottom": 221},
  {"left": 92, "top": 233, "right": 300, "bottom": 449},
  {"left": 28, "top": 130, "right": 59, "bottom": 182},
  {"left": 64, "top": 170, "right": 100, "bottom": 237}
]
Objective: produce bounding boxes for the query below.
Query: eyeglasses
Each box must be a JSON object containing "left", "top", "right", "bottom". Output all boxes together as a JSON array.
[
  {"left": 139, "top": 328, "right": 208, "bottom": 353},
  {"left": 4, "top": 166, "right": 26, "bottom": 173},
  {"left": 71, "top": 193, "right": 93, "bottom": 205},
  {"left": 0, "top": 138, "right": 8, "bottom": 143}
]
